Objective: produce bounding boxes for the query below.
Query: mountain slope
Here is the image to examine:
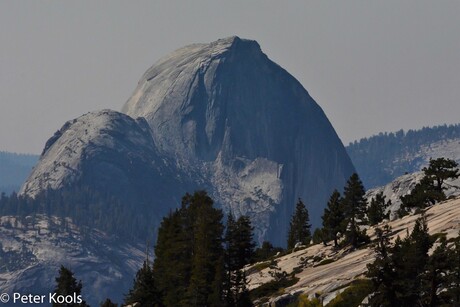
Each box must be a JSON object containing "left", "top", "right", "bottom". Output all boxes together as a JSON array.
[
  {"left": 246, "top": 196, "right": 460, "bottom": 305},
  {"left": 122, "top": 36, "right": 355, "bottom": 244},
  {"left": 347, "top": 124, "right": 460, "bottom": 188},
  {"left": 0, "top": 215, "right": 144, "bottom": 306}
]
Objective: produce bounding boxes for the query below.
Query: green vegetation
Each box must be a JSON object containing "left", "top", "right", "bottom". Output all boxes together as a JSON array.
[
  {"left": 400, "top": 157, "right": 459, "bottom": 211},
  {"left": 287, "top": 199, "right": 312, "bottom": 249},
  {"left": 252, "top": 241, "right": 284, "bottom": 263},
  {"left": 342, "top": 174, "right": 370, "bottom": 248},
  {"left": 365, "top": 216, "right": 460, "bottom": 306},
  {"left": 347, "top": 123, "right": 460, "bottom": 188},
  {"left": 367, "top": 192, "right": 390, "bottom": 226},
  {"left": 326, "top": 279, "right": 372, "bottom": 307},
  {"left": 53, "top": 265, "right": 89, "bottom": 307},
  {"left": 321, "top": 190, "right": 345, "bottom": 247},
  {"left": 249, "top": 276, "right": 299, "bottom": 302},
  {"left": 0, "top": 185, "right": 159, "bottom": 241}
]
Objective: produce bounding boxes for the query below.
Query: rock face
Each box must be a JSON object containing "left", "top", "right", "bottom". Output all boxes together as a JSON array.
[
  {"left": 21, "top": 37, "right": 354, "bottom": 245},
  {"left": 0, "top": 215, "right": 145, "bottom": 307},
  {"left": 20, "top": 110, "right": 191, "bottom": 226},
  {"left": 366, "top": 171, "right": 460, "bottom": 218},
  {"left": 122, "top": 36, "right": 355, "bottom": 245},
  {"left": 246, "top": 196, "right": 460, "bottom": 305}
]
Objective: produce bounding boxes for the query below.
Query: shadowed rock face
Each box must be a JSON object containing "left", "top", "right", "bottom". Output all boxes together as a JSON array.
[
  {"left": 20, "top": 110, "right": 190, "bottom": 223},
  {"left": 122, "top": 36, "right": 355, "bottom": 245}
]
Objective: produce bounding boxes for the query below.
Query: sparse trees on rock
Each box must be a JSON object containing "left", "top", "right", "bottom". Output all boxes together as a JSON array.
[
  {"left": 423, "top": 157, "right": 459, "bottom": 195},
  {"left": 401, "top": 157, "right": 459, "bottom": 211}
]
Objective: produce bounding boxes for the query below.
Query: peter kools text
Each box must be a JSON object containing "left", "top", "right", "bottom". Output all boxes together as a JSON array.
[{"left": 3, "top": 292, "right": 83, "bottom": 304}]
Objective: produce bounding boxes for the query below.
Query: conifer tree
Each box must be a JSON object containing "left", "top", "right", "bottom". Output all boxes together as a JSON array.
[
  {"left": 421, "top": 237, "right": 450, "bottom": 306},
  {"left": 401, "top": 157, "right": 459, "bottom": 210},
  {"left": 444, "top": 233, "right": 460, "bottom": 305},
  {"left": 342, "top": 173, "right": 369, "bottom": 248},
  {"left": 183, "top": 191, "right": 224, "bottom": 307},
  {"left": 322, "top": 190, "right": 345, "bottom": 247},
  {"left": 53, "top": 265, "right": 89, "bottom": 307},
  {"left": 423, "top": 157, "right": 459, "bottom": 194},
  {"left": 125, "top": 261, "right": 160, "bottom": 307},
  {"left": 287, "top": 199, "right": 311, "bottom": 249},
  {"left": 153, "top": 209, "right": 190, "bottom": 306},
  {"left": 367, "top": 192, "right": 391, "bottom": 226},
  {"left": 366, "top": 225, "right": 397, "bottom": 306},
  {"left": 224, "top": 214, "right": 255, "bottom": 306}
]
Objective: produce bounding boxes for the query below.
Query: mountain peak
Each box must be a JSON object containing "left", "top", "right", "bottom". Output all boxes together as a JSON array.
[{"left": 121, "top": 37, "right": 355, "bottom": 245}]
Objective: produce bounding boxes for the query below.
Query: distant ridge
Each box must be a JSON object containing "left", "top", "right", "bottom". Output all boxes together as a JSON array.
[
  {"left": 347, "top": 123, "right": 460, "bottom": 188},
  {"left": 22, "top": 37, "right": 355, "bottom": 246}
]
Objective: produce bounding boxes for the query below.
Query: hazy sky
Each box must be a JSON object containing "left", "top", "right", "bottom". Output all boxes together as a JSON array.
[{"left": 2, "top": 1, "right": 460, "bottom": 154}]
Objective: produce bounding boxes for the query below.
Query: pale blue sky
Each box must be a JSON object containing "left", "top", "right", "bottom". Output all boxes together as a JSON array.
[{"left": 2, "top": 1, "right": 460, "bottom": 153}]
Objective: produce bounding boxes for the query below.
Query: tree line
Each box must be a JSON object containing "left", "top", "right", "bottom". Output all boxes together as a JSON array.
[
  {"left": 3, "top": 157, "right": 459, "bottom": 306},
  {"left": 346, "top": 123, "right": 460, "bottom": 188}
]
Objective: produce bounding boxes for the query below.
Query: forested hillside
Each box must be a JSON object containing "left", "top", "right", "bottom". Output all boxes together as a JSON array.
[
  {"left": 347, "top": 124, "right": 460, "bottom": 188},
  {"left": 0, "top": 151, "right": 38, "bottom": 194}
]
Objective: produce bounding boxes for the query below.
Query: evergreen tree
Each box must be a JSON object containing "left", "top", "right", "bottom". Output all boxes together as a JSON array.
[
  {"left": 321, "top": 190, "right": 345, "bottom": 247},
  {"left": 153, "top": 209, "right": 190, "bottom": 306},
  {"left": 182, "top": 191, "right": 225, "bottom": 307},
  {"left": 444, "top": 233, "right": 460, "bottom": 305},
  {"left": 367, "top": 192, "right": 391, "bottom": 226},
  {"left": 400, "top": 176, "right": 443, "bottom": 210},
  {"left": 224, "top": 214, "right": 255, "bottom": 306},
  {"left": 401, "top": 157, "right": 459, "bottom": 211},
  {"left": 367, "top": 216, "right": 432, "bottom": 306},
  {"left": 421, "top": 237, "right": 450, "bottom": 306},
  {"left": 342, "top": 173, "right": 369, "bottom": 248},
  {"left": 53, "top": 265, "right": 89, "bottom": 307},
  {"left": 423, "top": 157, "right": 459, "bottom": 194},
  {"left": 287, "top": 199, "right": 311, "bottom": 249},
  {"left": 393, "top": 216, "right": 432, "bottom": 306},
  {"left": 253, "top": 241, "right": 283, "bottom": 262},
  {"left": 124, "top": 261, "right": 160, "bottom": 307},
  {"left": 366, "top": 225, "right": 397, "bottom": 306}
]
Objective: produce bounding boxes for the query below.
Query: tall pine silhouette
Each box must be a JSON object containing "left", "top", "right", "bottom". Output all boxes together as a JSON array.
[{"left": 287, "top": 199, "right": 311, "bottom": 249}]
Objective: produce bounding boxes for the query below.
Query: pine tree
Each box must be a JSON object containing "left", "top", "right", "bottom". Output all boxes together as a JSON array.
[
  {"left": 124, "top": 261, "right": 160, "bottom": 307},
  {"left": 390, "top": 216, "right": 432, "bottom": 306},
  {"left": 367, "top": 192, "right": 391, "bottom": 226},
  {"left": 366, "top": 225, "right": 397, "bottom": 306},
  {"left": 183, "top": 191, "right": 224, "bottom": 307},
  {"left": 321, "top": 190, "right": 345, "bottom": 247},
  {"left": 423, "top": 157, "right": 459, "bottom": 194},
  {"left": 367, "top": 216, "right": 432, "bottom": 306},
  {"left": 401, "top": 157, "right": 459, "bottom": 210},
  {"left": 53, "top": 265, "right": 89, "bottom": 307},
  {"left": 444, "top": 233, "right": 460, "bottom": 305},
  {"left": 342, "top": 173, "right": 369, "bottom": 248},
  {"left": 153, "top": 209, "right": 190, "bottom": 306},
  {"left": 400, "top": 176, "right": 442, "bottom": 210},
  {"left": 421, "top": 237, "right": 450, "bottom": 306},
  {"left": 224, "top": 214, "right": 255, "bottom": 306},
  {"left": 287, "top": 199, "right": 311, "bottom": 249}
]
